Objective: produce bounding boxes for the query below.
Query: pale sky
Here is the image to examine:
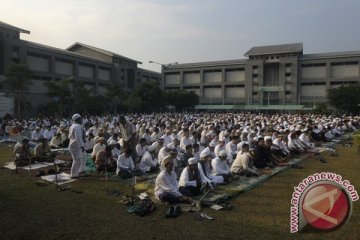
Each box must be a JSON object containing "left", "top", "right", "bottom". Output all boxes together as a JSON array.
[{"left": 1, "top": 0, "right": 360, "bottom": 72}]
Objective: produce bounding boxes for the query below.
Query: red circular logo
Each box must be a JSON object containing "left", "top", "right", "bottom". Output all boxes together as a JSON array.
[{"left": 301, "top": 183, "right": 351, "bottom": 230}]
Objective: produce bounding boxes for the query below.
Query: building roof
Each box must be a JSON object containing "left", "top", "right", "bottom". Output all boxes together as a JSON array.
[
  {"left": 137, "top": 67, "right": 161, "bottom": 75},
  {"left": 300, "top": 50, "right": 360, "bottom": 60},
  {"left": 194, "top": 104, "right": 312, "bottom": 110},
  {"left": 0, "top": 21, "right": 30, "bottom": 34},
  {"left": 26, "top": 41, "right": 112, "bottom": 65},
  {"left": 245, "top": 43, "right": 303, "bottom": 56},
  {"left": 165, "top": 59, "right": 247, "bottom": 70},
  {"left": 66, "top": 42, "right": 142, "bottom": 64}
]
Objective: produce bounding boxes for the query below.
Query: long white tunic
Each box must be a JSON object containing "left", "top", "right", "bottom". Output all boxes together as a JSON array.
[
  {"left": 116, "top": 153, "right": 135, "bottom": 174},
  {"left": 154, "top": 170, "right": 182, "bottom": 199},
  {"left": 140, "top": 151, "right": 158, "bottom": 172},
  {"left": 69, "top": 123, "right": 84, "bottom": 148},
  {"left": 211, "top": 157, "right": 230, "bottom": 175}
]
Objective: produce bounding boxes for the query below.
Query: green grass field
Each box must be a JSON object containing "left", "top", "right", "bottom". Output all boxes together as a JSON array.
[{"left": 0, "top": 143, "right": 359, "bottom": 240}]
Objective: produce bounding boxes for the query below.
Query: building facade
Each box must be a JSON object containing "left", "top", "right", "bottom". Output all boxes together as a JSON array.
[
  {"left": 162, "top": 43, "right": 360, "bottom": 110},
  {"left": 0, "top": 21, "right": 161, "bottom": 115}
]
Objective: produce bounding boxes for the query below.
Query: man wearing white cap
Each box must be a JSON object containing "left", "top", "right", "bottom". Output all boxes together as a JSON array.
[
  {"left": 157, "top": 143, "right": 172, "bottom": 165},
  {"left": 214, "top": 137, "right": 226, "bottom": 159},
  {"left": 154, "top": 157, "right": 192, "bottom": 204},
  {"left": 199, "top": 148, "right": 223, "bottom": 185},
  {"left": 109, "top": 140, "right": 121, "bottom": 159},
  {"left": 226, "top": 136, "right": 239, "bottom": 162},
  {"left": 179, "top": 157, "right": 212, "bottom": 196},
  {"left": 91, "top": 137, "right": 106, "bottom": 161},
  {"left": 69, "top": 113, "right": 85, "bottom": 178},
  {"left": 211, "top": 150, "right": 232, "bottom": 183},
  {"left": 31, "top": 126, "right": 43, "bottom": 142},
  {"left": 140, "top": 144, "right": 159, "bottom": 172}
]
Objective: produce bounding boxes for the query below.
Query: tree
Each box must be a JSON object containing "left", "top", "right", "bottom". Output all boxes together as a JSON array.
[
  {"left": 72, "top": 80, "right": 93, "bottom": 114},
  {"left": 132, "top": 81, "right": 165, "bottom": 112},
  {"left": 327, "top": 85, "right": 360, "bottom": 114},
  {"left": 105, "top": 84, "right": 128, "bottom": 114},
  {"left": 165, "top": 89, "right": 199, "bottom": 111},
  {"left": 44, "top": 77, "right": 73, "bottom": 117},
  {"left": 2, "top": 64, "right": 32, "bottom": 119}
]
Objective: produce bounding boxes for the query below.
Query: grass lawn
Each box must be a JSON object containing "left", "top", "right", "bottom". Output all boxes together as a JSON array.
[{"left": 0, "top": 143, "right": 359, "bottom": 240}]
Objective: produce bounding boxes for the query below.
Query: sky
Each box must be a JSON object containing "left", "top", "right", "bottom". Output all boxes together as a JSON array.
[{"left": 1, "top": 0, "right": 360, "bottom": 72}]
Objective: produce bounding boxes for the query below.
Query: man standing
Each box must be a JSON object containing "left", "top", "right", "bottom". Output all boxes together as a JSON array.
[{"left": 69, "top": 114, "right": 85, "bottom": 179}]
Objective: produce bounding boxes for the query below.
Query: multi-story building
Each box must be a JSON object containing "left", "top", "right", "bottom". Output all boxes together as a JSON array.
[
  {"left": 0, "top": 21, "right": 161, "bottom": 115},
  {"left": 162, "top": 43, "right": 360, "bottom": 110}
]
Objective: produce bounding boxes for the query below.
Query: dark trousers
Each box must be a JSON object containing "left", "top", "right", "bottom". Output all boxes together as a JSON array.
[
  {"left": 254, "top": 159, "right": 268, "bottom": 169},
  {"left": 179, "top": 185, "right": 201, "bottom": 197},
  {"left": 158, "top": 192, "right": 181, "bottom": 204}
]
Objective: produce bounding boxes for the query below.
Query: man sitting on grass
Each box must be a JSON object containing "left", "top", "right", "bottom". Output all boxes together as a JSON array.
[
  {"left": 34, "top": 138, "right": 56, "bottom": 162},
  {"left": 231, "top": 143, "right": 261, "bottom": 177},
  {"left": 140, "top": 145, "right": 159, "bottom": 173},
  {"left": 154, "top": 158, "right": 192, "bottom": 204},
  {"left": 179, "top": 157, "right": 212, "bottom": 196},
  {"left": 14, "top": 138, "right": 34, "bottom": 167},
  {"left": 49, "top": 132, "right": 63, "bottom": 149},
  {"left": 95, "top": 146, "right": 116, "bottom": 173},
  {"left": 211, "top": 150, "right": 234, "bottom": 183},
  {"left": 116, "top": 149, "right": 135, "bottom": 179}
]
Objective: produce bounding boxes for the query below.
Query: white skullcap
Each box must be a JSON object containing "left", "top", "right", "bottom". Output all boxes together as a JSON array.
[
  {"left": 147, "top": 145, "right": 156, "bottom": 152},
  {"left": 218, "top": 150, "right": 227, "bottom": 157},
  {"left": 253, "top": 137, "right": 258, "bottom": 141},
  {"left": 209, "top": 141, "right": 217, "bottom": 147},
  {"left": 219, "top": 136, "right": 225, "bottom": 142},
  {"left": 264, "top": 136, "right": 272, "bottom": 141},
  {"left": 167, "top": 143, "right": 174, "bottom": 149},
  {"left": 109, "top": 140, "right": 117, "bottom": 145},
  {"left": 188, "top": 157, "right": 197, "bottom": 165},
  {"left": 200, "top": 148, "right": 211, "bottom": 158},
  {"left": 72, "top": 113, "right": 81, "bottom": 121}
]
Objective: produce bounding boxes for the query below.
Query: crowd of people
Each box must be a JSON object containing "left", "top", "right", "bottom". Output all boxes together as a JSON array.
[{"left": 1, "top": 112, "right": 358, "bottom": 204}]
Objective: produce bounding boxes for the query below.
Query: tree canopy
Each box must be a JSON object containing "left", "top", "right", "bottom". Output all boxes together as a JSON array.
[
  {"left": 2, "top": 64, "right": 32, "bottom": 119},
  {"left": 327, "top": 85, "right": 360, "bottom": 114}
]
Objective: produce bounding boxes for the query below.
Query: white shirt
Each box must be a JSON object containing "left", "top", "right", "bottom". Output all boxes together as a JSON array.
[
  {"left": 162, "top": 134, "right": 172, "bottom": 146},
  {"left": 50, "top": 136, "right": 62, "bottom": 148},
  {"left": 299, "top": 133, "right": 312, "bottom": 148},
  {"left": 84, "top": 138, "right": 96, "bottom": 150},
  {"left": 31, "top": 130, "right": 43, "bottom": 141},
  {"left": 111, "top": 147, "right": 121, "bottom": 159},
  {"left": 92, "top": 143, "right": 106, "bottom": 158},
  {"left": 213, "top": 144, "right": 223, "bottom": 157},
  {"left": 69, "top": 123, "right": 84, "bottom": 148},
  {"left": 136, "top": 144, "right": 147, "bottom": 157},
  {"left": 116, "top": 153, "right": 135, "bottom": 174},
  {"left": 150, "top": 132, "right": 160, "bottom": 143},
  {"left": 273, "top": 138, "right": 290, "bottom": 154},
  {"left": 43, "top": 130, "right": 54, "bottom": 140},
  {"left": 226, "top": 141, "right": 237, "bottom": 158},
  {"left": 154, "top": 170, "right": 182, "bottom": 199},
  {"left": 157, "top": 146, "right": 169, "bottom": 164},
  {"left": 179, "top": 166, "right": 209, "bottom": 187},
  {"left": 140, "top": 151, "right": 158, "bottom": 172},
  {"left": 180, "top": 136, "right": 192, "bottom": 151},
  {"left": 211, "top": 157, "right": 230, "bottom": 175}
]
